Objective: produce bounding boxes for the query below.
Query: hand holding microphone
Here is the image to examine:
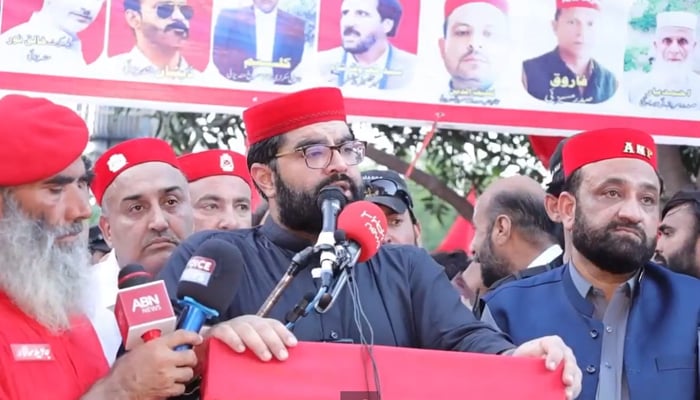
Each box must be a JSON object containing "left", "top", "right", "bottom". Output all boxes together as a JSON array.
[{"left": 113, "top": 264, "right": 177, "bottom": 350}]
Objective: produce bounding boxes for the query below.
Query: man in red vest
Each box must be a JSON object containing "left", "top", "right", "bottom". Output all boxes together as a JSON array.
[{"left": 0, "top": 94, "right": 202, "bottom": 399}]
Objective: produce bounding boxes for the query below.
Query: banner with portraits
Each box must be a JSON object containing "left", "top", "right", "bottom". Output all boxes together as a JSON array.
[{"left": 1, "top": 0, "right": 700, "bottom": 144}]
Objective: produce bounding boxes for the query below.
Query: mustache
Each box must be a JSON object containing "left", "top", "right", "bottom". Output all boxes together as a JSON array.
[
  {"left": 316, "top": 174, "right": 355, "bottom": 191},
  {"left": 165, "top": 21, "right": 189, "bottom": 34},
  {"left": 343, "top": 26, "right": 361, "bottom": 36},
  {"left": 144, "top": 232, "right": 180, "bottom": 247},
  {"left": 608, "top": 221, "right": 646, "bottom": 239}
]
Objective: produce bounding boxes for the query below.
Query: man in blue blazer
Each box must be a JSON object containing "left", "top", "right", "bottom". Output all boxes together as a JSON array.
[{"left": 482, "top": 127, "right": 700, "bottom": 400}]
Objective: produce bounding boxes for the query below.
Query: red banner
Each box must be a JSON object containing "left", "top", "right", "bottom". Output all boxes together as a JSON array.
[{"left": 1, "top": 0, "right": 699, "bottom": 144}]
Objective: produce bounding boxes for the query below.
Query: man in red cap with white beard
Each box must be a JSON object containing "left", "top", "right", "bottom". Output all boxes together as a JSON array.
[
  {"left": 179, "top": 149, "right": 254, "bottom": 231},
  {"left": 90, "top": 137, "right": 195, "bottom": 311},
  {"left": 481, "top": 128, "right": 700, "bottom": 400},
  {"left": 522, "top": 0, "right": 617, "bottom": 104},
  {"left": 0, "top": 94, "right": 204, "bottom": 399},
  {"left": 158, "top": 86, "right": 582, "bottom": 400}
]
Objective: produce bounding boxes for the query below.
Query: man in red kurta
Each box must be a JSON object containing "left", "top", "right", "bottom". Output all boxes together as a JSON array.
[{"left": 0, "top": 94, "right": 202, "bottom": 399}]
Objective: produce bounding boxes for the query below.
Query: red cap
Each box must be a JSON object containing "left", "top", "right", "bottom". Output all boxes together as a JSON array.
[
  {"left": 557, "top": 0, "right": 599, "bottom": 10},
  {"left": 562, "top": 128, "right": 657, "bottom": 178},
  {"left": 0, "top": 95, "right": 88, "bottom": 186},
  {"left": 337, "top": 201, "right": 388, "bottom": 262},
  {"left": 178, "top": 149, "right": 253, "bottom": 188},
  {"left": 243, "top": 87, "right": 347, "bottom": 146},
  {"left": 92, "top": 138, "right": 180, "bottom": 205},
  {"left": 444, "top": 0, "right": 509, "bottom": 17}
]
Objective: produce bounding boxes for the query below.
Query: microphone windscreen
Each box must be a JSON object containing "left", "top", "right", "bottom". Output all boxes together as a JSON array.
[
  {"left": 316, "top": 185, "right": 348, "bottom": 210},
  {"left": 176, "top": 239, "right": 245, "bottom": 314},
  {"left": 337, "top": 200, "right": 388, "bottom": 262},
  {"left": 118, "top": 264, "right": 153, "bottom": 289}
]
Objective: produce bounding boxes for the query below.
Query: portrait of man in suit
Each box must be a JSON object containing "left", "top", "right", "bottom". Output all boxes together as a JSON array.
[
  {"left": 212, "top": 0, "right": 307, "bottom": 85},
  {"left": 317, "top": 0, "right": 416, "bottom": 90}
]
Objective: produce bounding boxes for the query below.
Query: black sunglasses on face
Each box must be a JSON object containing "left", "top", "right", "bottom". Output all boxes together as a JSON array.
[
  {"left": 156, "top": 3, "right": 194, "bottom": 20},
  {"left": 364, "top": 178, "right": 414, "bottom": 209}
]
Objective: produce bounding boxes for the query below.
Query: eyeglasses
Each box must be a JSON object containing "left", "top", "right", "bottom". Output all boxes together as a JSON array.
[
  {"left": 156, "top": 3, "right": 194, "bottom": 20},
  {"left": 364, "top": 178, "right": 414, "bottom": 209},
  {"left": 275, "top": 140, "right": 367, "bottom": 170}
]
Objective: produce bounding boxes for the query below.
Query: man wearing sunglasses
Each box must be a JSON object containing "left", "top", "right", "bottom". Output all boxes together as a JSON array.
[
  {"left": 0, "top": 0, "right": 105, "bottom": 73},
  {"left": 98, "top": 0, "right": 198, "bottom": 81},
  {"left": 157, "top": 87, "right": 582, "bottom": 400},
  {"left": 362, "top": 169, "right": 422, "bottom": 246}
]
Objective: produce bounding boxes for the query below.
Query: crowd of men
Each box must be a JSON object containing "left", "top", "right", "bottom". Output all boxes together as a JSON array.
[{"left": 2, "top": 83, "right": 700, "bottom": 399}]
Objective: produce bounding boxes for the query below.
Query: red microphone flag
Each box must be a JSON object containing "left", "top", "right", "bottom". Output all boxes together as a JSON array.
[{"left": 336, "top": 200, "right": 388, "bottom": 262}]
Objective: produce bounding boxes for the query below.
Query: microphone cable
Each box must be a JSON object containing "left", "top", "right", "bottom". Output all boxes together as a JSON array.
[{"left": 347, "top": 265, "right": 382, "bottom": 400}]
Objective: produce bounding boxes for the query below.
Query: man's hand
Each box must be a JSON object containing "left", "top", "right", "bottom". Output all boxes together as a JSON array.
[
  {"left": 83, "top": 330, "right": 203, "bottom": 399},
  {"left": 207, "top": 315, "right": 298, "bottom": 362},
  {"left": 510, "top": 335, "right": 582, "bottom": 400}
]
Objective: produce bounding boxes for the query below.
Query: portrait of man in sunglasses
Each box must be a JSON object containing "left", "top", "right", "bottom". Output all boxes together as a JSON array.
[
  {"left": 0, "top": 0, "right": 105, "bottom": 73},
  {"left": 98, "top": 0, "right": 199, "bottom": 81},
  {"left": 362, "top": 169, "right": 422, "bottom": 246}
]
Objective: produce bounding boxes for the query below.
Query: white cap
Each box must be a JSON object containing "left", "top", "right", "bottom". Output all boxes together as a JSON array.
[{"left": 656, "top": 11, "right": 698, "bottom": 30}]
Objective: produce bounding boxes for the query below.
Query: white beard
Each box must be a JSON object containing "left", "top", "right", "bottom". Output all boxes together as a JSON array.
[
  {"left": 0, "top": 193, "right": 91, "bottom": 333},
  {"left": 652, "top": 60, "right": 693, "bottom": 86}
]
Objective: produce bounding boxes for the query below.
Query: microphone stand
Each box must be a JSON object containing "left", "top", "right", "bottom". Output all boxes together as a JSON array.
[{"left": 256, "top": 245, "right": 317, "bottom": 317}]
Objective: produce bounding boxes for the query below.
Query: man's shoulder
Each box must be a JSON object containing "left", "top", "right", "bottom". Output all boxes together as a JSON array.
[
  {"left": 485, "top": 266, "right": 565, "bottom": 301},
  {"left": 392, "top": 46, "right": 416, "bottom": 62},
  {"left": 183, "top": 228, "right": 256, "bottom": 248},
  {"left": 278, "top": 9, "right": 305, "bottom": 26},
  {"left": 644, "top": 262, "right": 700, "bottom": 294},
  {"left": 523, "top": 50, "right": 553, "bottom": 67},
  {"left": 317, "top": 47, "right": 344, "bottom": 61}
]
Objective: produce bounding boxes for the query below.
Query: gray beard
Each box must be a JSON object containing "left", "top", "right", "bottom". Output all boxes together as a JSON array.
[{"left": 0, "top": 194, "right": 90, "bottom": 333}]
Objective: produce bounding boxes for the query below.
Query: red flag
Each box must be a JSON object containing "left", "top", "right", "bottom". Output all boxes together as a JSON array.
[
  {"left": 528, "top": 135, "right": 565, "bottom": 169},
  {"left": 436, "top": 189, "right": 477, "bottom": 253}
]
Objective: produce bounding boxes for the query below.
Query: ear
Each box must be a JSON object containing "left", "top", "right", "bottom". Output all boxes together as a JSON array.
[
  {"left": 544, "top": 194, "right": 561, "bottom": 223},
  {"left": 438, "top": 37, "right": 446, "bottom": 60},
  {"left": 551, "top": 19, "right": 557, "bottom": 33},
  {"left": 250, "top": 163, "right": 276, "bottom": 199},
  {"left": 98, "top": 215, "right": 114, "bottom": 247},
  {"left": 558, "top": 191, "right": 576, "bottom": 231},
  {"left": 125, "top": 9, "right": 141, "bottom": 29},
  {"left": 382, "top": 18, "right": 395, "bottom": 36},
  {"left": 413, "top": 221, "right": 422, "bottom": 247},
  {"left": 491, "top": 215, "right": 512, "bottom": 245}
]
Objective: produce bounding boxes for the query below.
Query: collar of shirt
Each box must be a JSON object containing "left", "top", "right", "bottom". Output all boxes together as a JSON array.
[
  {"left": 527, "top": 244, "right": 563, "bottom": 268},
  {"left": 123, "top": 46, "right": 191, "bottom": 75},
  {"left": 568, "top": 262, "right": 639, "bottom": 300},
  {"left": 27, "top": 11, "right": 82, "bottom": 52},
  {"left": 345, "top": 45, "right": 390, "bottom": 71},
  {"left": 260, "top": 217, "right": 314, "bottom": 253}
]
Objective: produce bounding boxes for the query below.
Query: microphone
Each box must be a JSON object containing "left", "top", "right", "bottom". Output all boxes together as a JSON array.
[
  {"left": 175, "top": 238, "right": 245, "bottom": 350},
  {"left": 256, "top": 245, "right": 316, "bottom": 317},
  {"left": 113, "top": 264, "right": 177, "bottom": 350},
  {"left": 315, "top": 186, "right": 348, "bottom": 287},
  {"left": 316, "top": 201, "right": 388, "bottom": 313}
]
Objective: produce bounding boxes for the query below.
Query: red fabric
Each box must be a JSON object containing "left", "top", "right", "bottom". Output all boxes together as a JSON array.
[
  {"left": 242, "top": 87, "right": 347, "bottom": 146},
  {"left": 0, "top": 292, "right": 109, "bottom": 399},
  {"left": 436, "top": 190, "right": 477, "bottom": 253},
  {"left": 528, "top": 135, "right": 565, "bottom": 169},
  {"left": 557, "top": 0, "right": 600, "bottom": 9},
  {"left": 0, "top": 94, "right": 88, "bottom": 186},
  {"left": 91, "top": 137, "right": 180, "bottom": 205},
  {"left": 178, "top": 149, "right": 252, "bottom": 189},
  {"left": 563, "top": 128, "right": 657, "bottom": 178},
  {"left": 202, "top": 338, "right": 566, "bottom": 400},
  {"left": 444, "top": 0, "right": 508, "bottom": 16}
]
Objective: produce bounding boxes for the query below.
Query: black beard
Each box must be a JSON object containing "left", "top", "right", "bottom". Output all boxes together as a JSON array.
[
  {"left": 478, "top": 232, "right": 512, "bottom": 288},
  {"left": 656, "top": 234, "right": 700, "bottom": 279},
  {"left": 572, "top": 207, "right": 655, "bottom": 275},
  {"left": 275, "top": 173, "right": 363, "bottom": 235}
]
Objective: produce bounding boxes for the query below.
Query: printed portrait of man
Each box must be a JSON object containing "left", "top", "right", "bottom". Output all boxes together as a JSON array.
[
  {"left": 211, "top": 0, "right": 307, "bottom": 85},
  {"left": 628, "top": 11, "right": 700, "bottom": 111},
  {"left": 97, "top": 0, "right": 199, "bottom": 81},
  {"left": 438, "top": 0, "right": 509, "bottom": 106},
  {"left": 317, "top": 0, "right": 417, "bottom": 90},
  {"left": 0, "top": 0, "right": 105, "bottom": 72},
  {"left": 521, "top": 0, "right": 618, "bottom": 104}
]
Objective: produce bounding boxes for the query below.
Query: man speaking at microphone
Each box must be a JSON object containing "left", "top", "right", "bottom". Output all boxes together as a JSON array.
[
  {"left": 0, "top": 94, "right": 205, "bottom": 399},
  {"left": 158, "top": 87, "right": 582, "bottom": 399}
]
